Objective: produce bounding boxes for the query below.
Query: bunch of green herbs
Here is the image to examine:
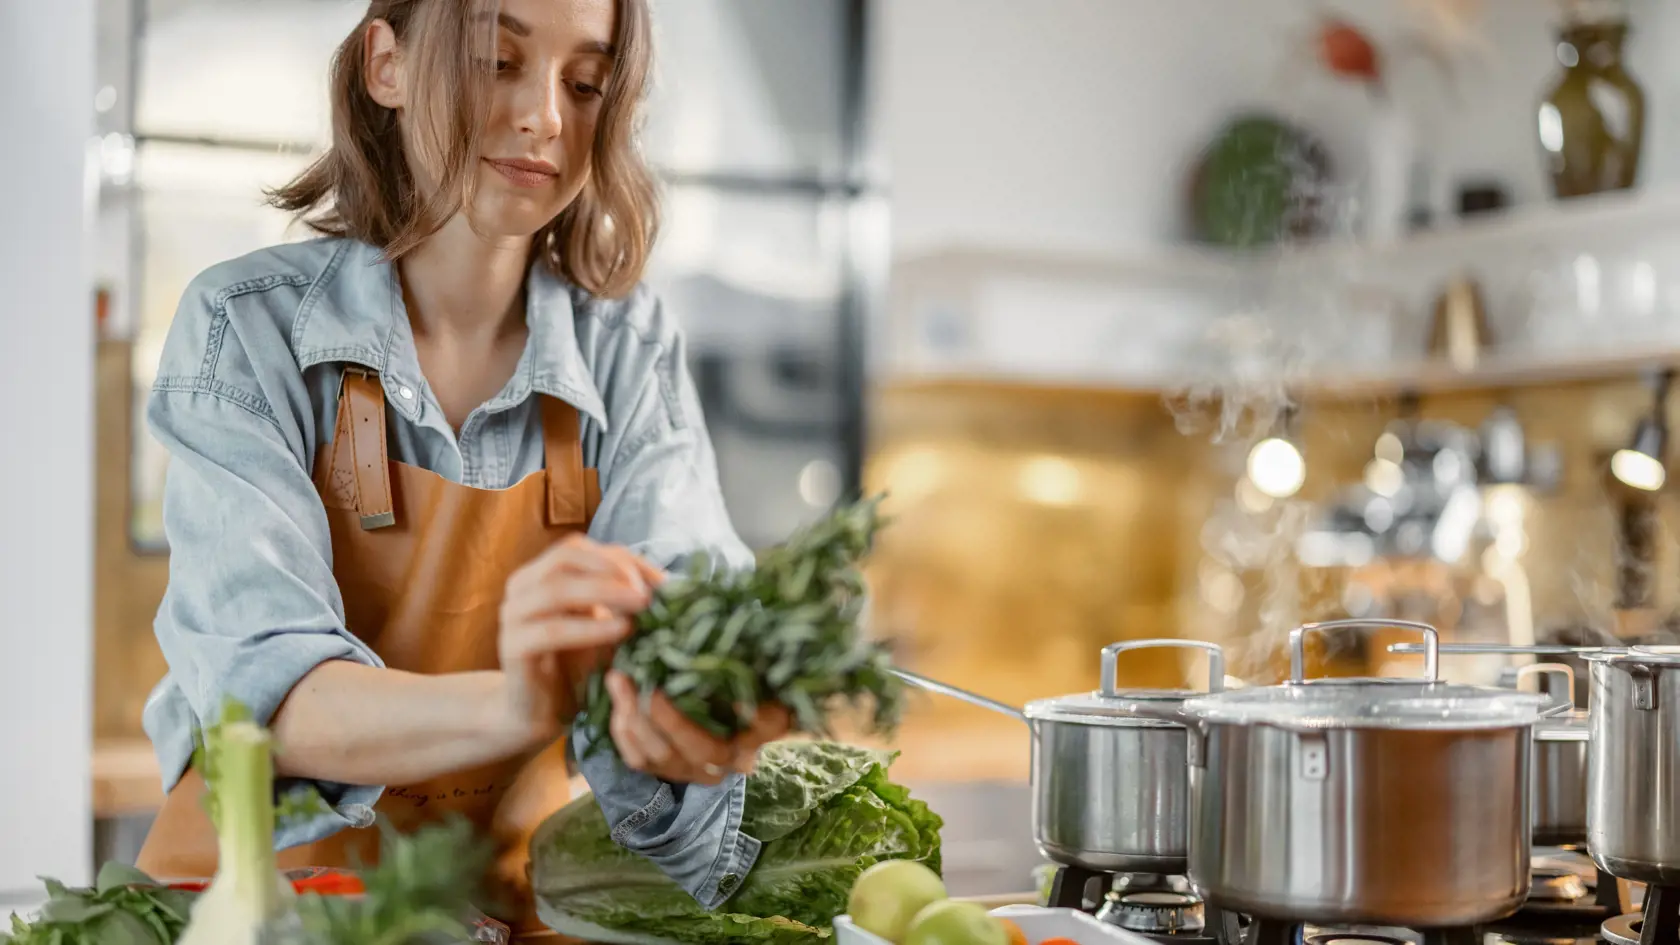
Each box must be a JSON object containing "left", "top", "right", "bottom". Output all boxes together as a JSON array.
[
  {"left": 576, "top": 495, "right": 905, "bottom": 753},
  {"left": 0, "top": 864, "right": 197, "bottom": 945},
  {"left": 280, "top": 817, "right": 497, "bottom": 945}
]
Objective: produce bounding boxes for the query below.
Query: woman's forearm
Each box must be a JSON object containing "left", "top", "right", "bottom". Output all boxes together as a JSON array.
[{"left": 269, "top": 661, "right": 551, "bottom": 786}]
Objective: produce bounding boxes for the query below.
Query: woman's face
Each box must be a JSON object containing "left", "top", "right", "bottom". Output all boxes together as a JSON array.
[{"left": 370, "top": 0, "right": 618, "bottom": 240}]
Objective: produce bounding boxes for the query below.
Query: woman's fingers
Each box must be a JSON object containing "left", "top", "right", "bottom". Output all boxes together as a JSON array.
[
  {"left": 503, "top": 615, "right": 629, "bottom": 661},
  {"left": 594, "top": 543, "right": 661, "bottom": 594},
  {"left": 646, "top": 692, "right": 733, "bottom": 772},
  {"left": 729, "top": 705, "right": 792, "bottom": 772},
  {"left": 629, "top": 554, "right": 669, "bottom": 589},
  {"left": 607, "top": 673, "right": 731, "bottom": 786},
  {"left": 608, "top": 671, "right": 688, "bottom": 774},
  {"left": 504, "top": 575, "right": 649, "bottom": 623}
]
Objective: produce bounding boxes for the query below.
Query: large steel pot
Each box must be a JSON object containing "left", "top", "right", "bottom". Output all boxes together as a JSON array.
[
  {"left": 893, "top": 639, "right": 1226, "bottom": 874},
  {"left": 1513, "top": 663, "right": 1590, "bottom": 847},
  {"left": 1164, "top": 620, "right": 1554, "bottom": 928},
  {"left": 1584, "top": 645, "right": 1680, "bottom": 885}
]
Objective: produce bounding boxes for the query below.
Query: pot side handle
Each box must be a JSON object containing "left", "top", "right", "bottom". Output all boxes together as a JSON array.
[
  {"left": 1100, "top": 639, "right": 1227, "bottom": 697},
  {"left": 1291, "top": 619, "right": 1440, "bottom": 683},
  {"left": 1513, "top": 662, "right": 1579, "bottom": 715}
]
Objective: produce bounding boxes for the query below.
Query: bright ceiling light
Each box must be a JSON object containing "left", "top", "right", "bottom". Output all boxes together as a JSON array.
[{"left": 1247, "top": 437, "right": 1305, "bottom": 499}]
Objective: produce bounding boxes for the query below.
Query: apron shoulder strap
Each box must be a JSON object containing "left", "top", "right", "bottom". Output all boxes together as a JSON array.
[
  {"left": 541, "top": 397, "right": 589, "bottom": 527},
  {"left": 326, "top": 367, "right": 396, "bottom": 530}
]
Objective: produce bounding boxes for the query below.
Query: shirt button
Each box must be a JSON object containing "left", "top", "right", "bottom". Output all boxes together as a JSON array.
[{"left": 398, "top": 386, "right": 414, "bottom": 401}]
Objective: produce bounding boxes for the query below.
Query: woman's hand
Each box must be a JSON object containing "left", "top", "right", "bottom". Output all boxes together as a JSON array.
[
  {"left": 496, "top": 534, "right": 659, "bottom": 746},
  {"left": 605, "top": 670, "right": 792, "bottom": 785}
]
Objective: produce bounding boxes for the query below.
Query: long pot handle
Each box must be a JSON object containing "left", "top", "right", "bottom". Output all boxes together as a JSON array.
[
  {"left": 1291, "top": 619, "right": 1440, "bottom": 683},
  {"left": 889, "top": 669, "right": 1026, "bottom": 723},
  {"left": 1512, "top": 662, "right": 1578, "bottom": 715},
  {"left": 1100, "top": 639, "right": 1227, "bottom": 697},
  {"left": 1389, "top": 642, "right": 1628, "bottom": 656}
]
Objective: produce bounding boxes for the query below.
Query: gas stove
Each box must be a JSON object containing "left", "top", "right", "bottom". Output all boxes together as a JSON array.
[
  {"left": 1517, "top": 849, "right": 1632, "bottom": 921},
  {"left": 1040, "top": 866, "right": 1233, "bottom": 945},
  {"left": 1032, "top": 855, "right": 1660, "bottom": 945}
]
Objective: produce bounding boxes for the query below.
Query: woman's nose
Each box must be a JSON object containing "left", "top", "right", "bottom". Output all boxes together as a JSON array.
[{"left": 516, "top": 72, "right": 565, "bottom": 139}]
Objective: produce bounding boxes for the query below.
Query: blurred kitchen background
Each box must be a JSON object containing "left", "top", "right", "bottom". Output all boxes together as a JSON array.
[{"left": 10, "top": 0, "right": 1680, "bottom": 905}]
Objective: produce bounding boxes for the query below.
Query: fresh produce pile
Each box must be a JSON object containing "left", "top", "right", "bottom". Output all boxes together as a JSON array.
[
  {"left": 846, "top": 861, "right": 1038, "bottom": 945},
  {"left": 2, "top": 700, "right": 494, "bottom": 945},
  {"left": 531, "top": 740, "right": 943, "bottom": 944},
  {"left": 576, "top": 495, "right": 906, "bottom": 752},
  {"left": 0, "top": 863, "right": 196, "bottom": 945}
]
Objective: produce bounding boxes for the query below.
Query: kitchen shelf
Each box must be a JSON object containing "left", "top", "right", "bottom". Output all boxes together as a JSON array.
[
  {"left": 888, "top": 187, "right": 1680, "bottom": 400},
  {"left": 1292, "top": 349, "right": 1680, "bottom": 399},
  {"left": 882, "top": 347, "right": 1680, "bottom": 402},
  {"left": 1218, "top": 183, "right": 1680, "bottom": 271}
]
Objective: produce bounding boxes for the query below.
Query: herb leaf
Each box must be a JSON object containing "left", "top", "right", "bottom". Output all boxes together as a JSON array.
[{"left": 576, "top": 495, "right": 906, "bottom": 755}]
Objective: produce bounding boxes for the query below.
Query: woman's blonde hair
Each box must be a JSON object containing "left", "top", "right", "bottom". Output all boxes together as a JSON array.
[{"left": 269, "top": 0, "right": 657, "bottom": 298}]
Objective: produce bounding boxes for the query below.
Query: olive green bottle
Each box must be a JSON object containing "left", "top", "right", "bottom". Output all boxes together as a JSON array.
[{"left": 1538, "top": 5, "right": 1645, "bottom": 199}]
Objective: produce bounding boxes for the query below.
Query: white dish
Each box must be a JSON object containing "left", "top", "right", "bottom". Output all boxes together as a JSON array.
[{"left": 835, "top": 905, "right": 1159, "bottom": 945}]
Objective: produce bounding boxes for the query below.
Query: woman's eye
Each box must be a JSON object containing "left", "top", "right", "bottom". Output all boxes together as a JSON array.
[
  {"left": 496, "top": 59, "right": 514, "bottom": 72},
  {"left": 570, "top": 81, "right": 604, "bottom": 98}
]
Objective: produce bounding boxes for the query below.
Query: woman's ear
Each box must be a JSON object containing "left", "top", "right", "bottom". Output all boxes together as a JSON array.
[{"left": 363, "top": 18, "right": 406, "bottom": 109}]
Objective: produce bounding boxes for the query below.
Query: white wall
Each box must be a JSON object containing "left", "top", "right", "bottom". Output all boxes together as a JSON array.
[
  {"left": 879, "top": 0, "right": 1680, "bottom": 260},
  {"left": 0, "top": 0, "right": 96, "bottom": 901}
]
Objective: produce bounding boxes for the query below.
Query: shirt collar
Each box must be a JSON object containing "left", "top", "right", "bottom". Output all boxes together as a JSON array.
[{"left": 292, "top": 239, "right": 609, "bottom": 431}]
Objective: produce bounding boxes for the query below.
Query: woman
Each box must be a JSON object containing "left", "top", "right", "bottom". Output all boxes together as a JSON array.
[{"left": 134, "top": 0, "right": 788, "bottom": 931}]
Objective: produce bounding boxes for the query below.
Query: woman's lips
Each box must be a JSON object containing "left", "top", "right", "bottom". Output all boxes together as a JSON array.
[{"left": 485, "top": 158, "right": 558, "bottom": 188}]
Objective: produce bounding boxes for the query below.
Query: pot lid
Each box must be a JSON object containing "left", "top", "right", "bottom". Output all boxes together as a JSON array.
[
  {"left": 1022, "top": 688, "right": 1194, "bottom": 727},
  {"left": 1584, "top": 644, "right": 1680, "bottom": 666},
  {"left": 1021, "top": 638, "right": 1230, "bottom": 727},
  {"left": 1179, "top": 679, "right": 1551, "bottom": 731}
]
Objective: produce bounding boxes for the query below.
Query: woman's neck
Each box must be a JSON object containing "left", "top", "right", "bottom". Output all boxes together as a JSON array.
[
  {"left": 396, "top": 215, "right": 535, "bottom": 432},
  {"left": 398, "top": 214, "right": 532, "bottom": 343}
]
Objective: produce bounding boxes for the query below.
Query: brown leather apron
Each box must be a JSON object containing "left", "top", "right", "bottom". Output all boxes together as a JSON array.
[{"left": 137, "top": 367, "right": 600, "bottom": 936}]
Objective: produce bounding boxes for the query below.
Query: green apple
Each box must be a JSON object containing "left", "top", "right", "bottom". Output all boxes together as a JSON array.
[
  {"left": 847, "top": 860, "right": 948, "bottom": 943},
  {"left": 903, "top": 900, "right": 1009, "bottom": 945}
]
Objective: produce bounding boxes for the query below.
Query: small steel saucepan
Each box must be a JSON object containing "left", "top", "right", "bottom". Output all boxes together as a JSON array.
[{"left": 892, "top": 638, "right": 1226, "bottom": 875}]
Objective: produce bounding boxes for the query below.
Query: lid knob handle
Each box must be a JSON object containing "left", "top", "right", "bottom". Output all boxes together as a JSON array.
[
  {"left": 1289, "top": 619, "right": 1440, "bottom": 684},
  {"left": 1100, "top": 639, "right": 1227, "bottom": 698}
]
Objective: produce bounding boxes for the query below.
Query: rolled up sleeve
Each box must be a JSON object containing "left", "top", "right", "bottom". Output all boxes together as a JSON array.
[
  {"left": 141, "top": 277, "right": 384, "bottom": 849},
  {"left": 573, "top": 312, "right": 760, "bottom": 907}
]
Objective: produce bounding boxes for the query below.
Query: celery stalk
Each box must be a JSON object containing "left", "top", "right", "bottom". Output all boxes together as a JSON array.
[{"left": 178, "top": 720, "right": 294, "bottom": 945}]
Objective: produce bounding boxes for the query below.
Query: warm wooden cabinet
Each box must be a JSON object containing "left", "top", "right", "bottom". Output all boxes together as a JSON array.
[{"left": 94, "top": 340, "right": 170, "bottom": 814}]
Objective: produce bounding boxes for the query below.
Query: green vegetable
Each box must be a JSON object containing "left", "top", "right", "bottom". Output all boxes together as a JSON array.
[
  {"left": 576, "top": 496, "right": 906, "bottom": 753},
  {"left": 4, "top": 698, "right": 497, "bottom": 945},
  {"left": 0, "top": 863, "right": 197, "bottom": 945},
  {"left": 178, "top": 712, "right": 294, "bottom": 945},
  {"left": 286, "top": 816, "right": 495, "bottom": 945},
  {"left": 531, "top": 741, "right": 944, "bottom": 945}
]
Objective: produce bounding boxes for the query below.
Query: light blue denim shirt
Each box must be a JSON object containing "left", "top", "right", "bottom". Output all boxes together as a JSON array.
[{"left": 142, "top": 236, "right": 759, "bottom": 908}]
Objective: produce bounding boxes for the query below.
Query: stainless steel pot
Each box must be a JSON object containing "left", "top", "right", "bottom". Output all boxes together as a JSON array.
[
  {"left": 1167, "top": 619, "right": 1553, "bottom": 927},
  {"left": 893, "top": 638, "right": 1225, "bottom": 874},
  {"left": 1584, "top": 645, "right": 1680, "bottom": 884},
  {"left": 1514, "top": 664, "right": 1589, "bottom": 846}
]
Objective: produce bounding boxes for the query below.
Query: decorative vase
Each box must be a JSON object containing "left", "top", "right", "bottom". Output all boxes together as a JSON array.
[{"left": 1537, "top": 8, "right": 1645, "bottom": 199}]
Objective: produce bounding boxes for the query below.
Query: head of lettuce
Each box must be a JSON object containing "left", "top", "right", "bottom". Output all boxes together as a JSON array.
[{"left": 530, "top": 742, "right": 944, "bottom": 944}]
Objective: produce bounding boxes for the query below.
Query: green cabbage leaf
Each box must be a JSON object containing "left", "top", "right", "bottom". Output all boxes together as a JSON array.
[{"left": 531, "top": 741, "right": 942, "bottom": 945}]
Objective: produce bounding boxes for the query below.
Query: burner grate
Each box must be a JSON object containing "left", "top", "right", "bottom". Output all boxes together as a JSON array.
[
  {"left": 1603, "top": 884, "right": 1680, "bottom": 945},
  {"left": 1097, "top": 890, "right": 1207, "bottom": 934}
]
